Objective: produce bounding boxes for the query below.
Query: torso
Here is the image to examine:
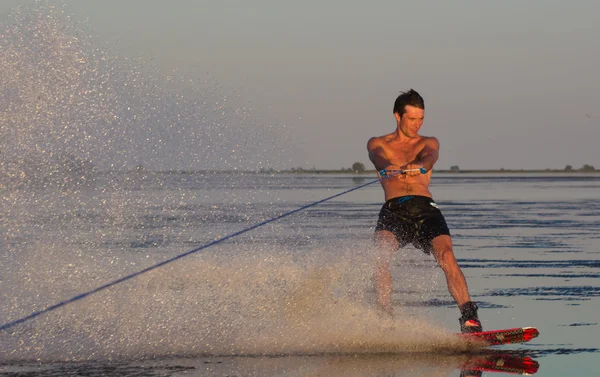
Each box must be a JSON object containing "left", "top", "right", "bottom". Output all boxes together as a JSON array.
[{"left": 369, "top": 133, "right": 434, "bottom": 201}]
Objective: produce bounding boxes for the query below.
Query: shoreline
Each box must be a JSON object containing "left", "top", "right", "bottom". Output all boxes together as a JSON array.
[
  {"left": 112, "top": 169, "right": 599, "bottom": 175},
  {"left": 275, "top": 169, "right": 598, "bottom": 174}
]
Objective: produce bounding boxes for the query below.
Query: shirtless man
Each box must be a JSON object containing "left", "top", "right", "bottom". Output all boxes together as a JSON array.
[{"left": 367, "top": 89, "right": 482, "bottom": 333}]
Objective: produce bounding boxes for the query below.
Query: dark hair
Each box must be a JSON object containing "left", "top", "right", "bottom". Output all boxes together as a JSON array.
[{"left": 393, "top": 89, "right": 424, "bottom": 115}]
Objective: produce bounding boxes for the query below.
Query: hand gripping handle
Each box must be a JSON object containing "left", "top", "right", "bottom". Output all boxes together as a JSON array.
[{"left": 379, "top": 167, "right": 427, "bottom": 176}]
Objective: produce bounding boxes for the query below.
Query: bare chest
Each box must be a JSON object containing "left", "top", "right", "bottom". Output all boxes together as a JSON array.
[{"left": 385, "top": 142, "right": 422, "bottom": 165}]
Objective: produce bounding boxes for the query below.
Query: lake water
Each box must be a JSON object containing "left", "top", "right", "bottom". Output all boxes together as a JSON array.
[{"left": 1, "top": 172, "right": 599, "bottom": 376}]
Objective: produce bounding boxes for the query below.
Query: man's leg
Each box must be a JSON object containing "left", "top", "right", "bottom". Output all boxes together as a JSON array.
[
  {"left": 430, "top": 235, "right": 471, "bottom": 305},
  {"left": 373, "top": 230, "right": 398, "bottom": 314},
  {"left": 430, "top": 235, "right": 482, "bottom": 332}
]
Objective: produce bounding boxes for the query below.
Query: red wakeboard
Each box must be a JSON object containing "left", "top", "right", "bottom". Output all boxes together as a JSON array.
[{"left": 458, "top": 327, "right": 539, "bottom": 346}]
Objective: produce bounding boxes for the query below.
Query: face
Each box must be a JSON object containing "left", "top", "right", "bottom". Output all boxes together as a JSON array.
[{"left": 395, "top": 105, "right": 424, "bottom": 138}]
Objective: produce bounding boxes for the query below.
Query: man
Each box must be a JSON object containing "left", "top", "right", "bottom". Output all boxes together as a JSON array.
[{"left": 366, "top": 89, "right": 482, "bottom": 333}]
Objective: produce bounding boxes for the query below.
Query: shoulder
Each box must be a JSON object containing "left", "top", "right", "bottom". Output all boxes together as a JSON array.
[
  {"left": 367, "top": 135, "right": 388, "bottom": 150},
  {"left": 420, "top": 136, "right": 440, "bottom": 149}
]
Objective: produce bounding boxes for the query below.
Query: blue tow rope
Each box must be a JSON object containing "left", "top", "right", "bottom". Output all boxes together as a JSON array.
[{"left": 0, "top": 176, "right": 384, "bottom": 332}]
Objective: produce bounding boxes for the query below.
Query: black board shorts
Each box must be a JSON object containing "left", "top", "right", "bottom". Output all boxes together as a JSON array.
[{"left": 375, "top": 195, "right": 450, "bottom": 254}]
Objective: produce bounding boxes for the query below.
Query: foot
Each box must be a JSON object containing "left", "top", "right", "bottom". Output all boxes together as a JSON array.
[
  {"left": 460, "top": 318, "right": 483, "bottom": 334},
  {"left": 458, "top": 301, "right": 482, "bottom": 333}
]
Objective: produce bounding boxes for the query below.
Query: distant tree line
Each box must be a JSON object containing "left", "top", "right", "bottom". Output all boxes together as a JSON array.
[
  {"left": 274, "top": 162, "right": 597, "bottom": 174},
  {"left": 448, "top": 164, "right": 596, "bottom": 172},
  {"left": 151, "top": 162, "right": 596, "bottom": 174},
  {"left": 127, "top": 162, "right": 597, "bottom": 174},
  {"left": 564, "top": 164, "right": 596, "bottom": 172}
]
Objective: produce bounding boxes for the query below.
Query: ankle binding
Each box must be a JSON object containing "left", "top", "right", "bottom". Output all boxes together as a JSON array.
[{"left": 459, "top": 301, "right": 479, "bottom": 319}]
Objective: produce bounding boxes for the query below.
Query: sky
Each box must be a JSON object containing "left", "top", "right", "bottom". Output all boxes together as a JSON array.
[{"left": 1, "top": 0, "right": 599, "bottom": 170}]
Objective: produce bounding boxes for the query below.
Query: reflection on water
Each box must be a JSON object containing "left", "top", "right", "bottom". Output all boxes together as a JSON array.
[{"left": 0, "top": 351, "right": 540, "bottom": 377}]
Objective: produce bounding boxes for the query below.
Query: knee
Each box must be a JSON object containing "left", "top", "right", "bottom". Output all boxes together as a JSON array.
[
  {"left": 432, "top": 243, "right": 456, "bottom": 267},
  {"left": 431, "top": 236, "right": 453, "bottom": 256}
]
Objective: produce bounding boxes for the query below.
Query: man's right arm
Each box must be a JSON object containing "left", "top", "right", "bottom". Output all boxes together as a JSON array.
[{"left": 367, "top": 137, "right": 392, "bottom": 171}]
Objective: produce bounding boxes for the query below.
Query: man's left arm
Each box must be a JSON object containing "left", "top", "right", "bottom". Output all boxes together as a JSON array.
[{"left": 405, "top": 137, "right": 440, "bottom": 175}]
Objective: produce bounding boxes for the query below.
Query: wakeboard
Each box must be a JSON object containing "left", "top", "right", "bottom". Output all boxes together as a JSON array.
[
  {"left": 461, "top": 352, "right": 540, "bottom": 375},
  {"left": 458, "top": 327, "right": 539, "bottom": 346}
]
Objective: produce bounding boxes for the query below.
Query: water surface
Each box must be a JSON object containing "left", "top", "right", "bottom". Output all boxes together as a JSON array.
[{"left": 1, "top": 172, "right": 599, "bottom": 376}]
